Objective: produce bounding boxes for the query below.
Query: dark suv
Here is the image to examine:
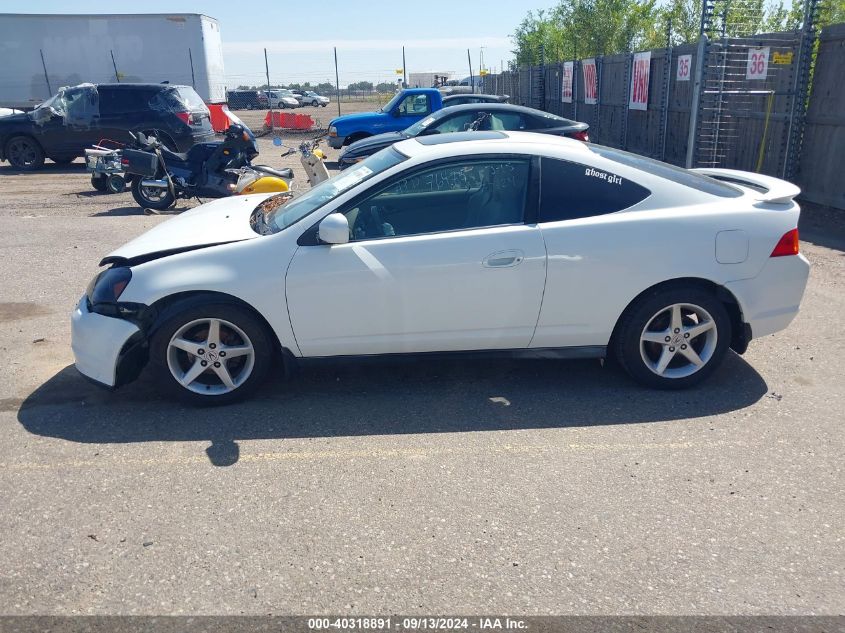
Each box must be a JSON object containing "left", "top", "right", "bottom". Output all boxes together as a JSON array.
[
  {"left": 0, "top": 83, "right": 215, "bottom": 170},
  {"left": 227, "top": 89, "right": 265, "bottom": 110}
]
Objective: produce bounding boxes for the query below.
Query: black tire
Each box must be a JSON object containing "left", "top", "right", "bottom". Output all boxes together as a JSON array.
[
  {"left": 91, "top": 174, "right": 108, "bottom": 192},
  {"left": 311, "top": 100, "right": 319, "bottom": 107},
  {"left": 246, "top": 103, "right": 254, "bottom": 110},
  {"left": 5, "top": 135, "right": 44, "bottom": 170},
  {"left": 614, "top": 285, "right": 732, "bottom": 389},
  {"left": 106, "top": 174, "right": 126, "bottom": 193},
  {"left": 149, "top": 300, "right": 275, "bottom": 406},
  {"left": 131, "top": 176, "right": 175, "bottom": 211}
]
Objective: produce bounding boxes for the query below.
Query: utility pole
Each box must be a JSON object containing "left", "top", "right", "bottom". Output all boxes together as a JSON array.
[
  {"left": 402, "top": 46, "right": 407, "bottom": 88},
  {"left": 334, "top": 47, "right": 341, "bottom": 117},
  {"left": 39, "top": 49, "right": 52, "bottom": 95},
  {"left": 467, "top": 49, "right": 474, "bottom": 94},
  {"left": 110, "top": 50, "right": 120, "bottom": 83},
  {"left": 188, "top": 48, "right": 196, "bottom": 88},
  {"left": 264, "top": 48, "right": 273, "bottom": 132}
]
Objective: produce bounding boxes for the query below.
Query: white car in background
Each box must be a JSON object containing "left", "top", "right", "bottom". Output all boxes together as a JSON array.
[
  {"left": 71, "top": 131, "right": 809, "bottom": 404},
  {"left": 0, "top": 108, "right": 23, "bottom": 117},
  {"left": 264, "top": 89, "right": 299, "bottom": 109}
]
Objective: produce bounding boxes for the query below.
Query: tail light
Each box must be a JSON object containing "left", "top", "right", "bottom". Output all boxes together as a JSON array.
[
  {"left": 770, "top": 228, "right": 800, "bottom": 257},
  {"left": 175, "top": 111, "right": 193, "bottom": 125},
  {"left": 569, "top": 130, "right": 590, "bottom": 142}
]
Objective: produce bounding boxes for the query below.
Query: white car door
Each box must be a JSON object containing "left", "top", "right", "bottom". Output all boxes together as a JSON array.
[{"left": 286, "top": 157, "right": 547, "bottom": 357}]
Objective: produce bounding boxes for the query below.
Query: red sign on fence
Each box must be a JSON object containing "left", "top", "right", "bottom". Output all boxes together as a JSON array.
[
  {"left": 629, "top": 51, "right": 651, "bottom": 110},
  {"left": 676, "top": 54, "right": 692, "bottom": 81},
  {"left": 561, "top": 61, "right": 574, "bottom": 103},
  {"left": 583, "top": 58, "right": 597, "bottom": 104}
]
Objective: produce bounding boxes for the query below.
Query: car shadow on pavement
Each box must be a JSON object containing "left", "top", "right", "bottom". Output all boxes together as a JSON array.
[
  {"left": 17, "top": 352, "right": 768, "bottom": 466},
  {"left": 88, "top": 206, "right": 146, "bottom": 217}
]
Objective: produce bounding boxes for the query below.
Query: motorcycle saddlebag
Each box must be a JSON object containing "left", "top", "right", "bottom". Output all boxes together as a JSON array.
[{"left": 120, "top": 149, "right": 158, "bottom": 177}]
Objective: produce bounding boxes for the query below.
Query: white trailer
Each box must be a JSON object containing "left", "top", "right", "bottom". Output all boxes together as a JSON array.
[{"left": 0, "top": 13, "right": 226, "bottom": 109}]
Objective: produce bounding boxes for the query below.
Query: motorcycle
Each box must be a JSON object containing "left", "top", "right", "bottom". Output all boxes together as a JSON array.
[
  {"left": 277, "top": 136, "right": 329, "bottom": 187},
  {"left": 121, "top": 122, "right": 293, "bottom": 210}
]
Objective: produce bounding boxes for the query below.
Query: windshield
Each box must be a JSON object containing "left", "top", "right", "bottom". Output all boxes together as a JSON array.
[
  {"left": 261, "top": 147, "right": 407, "bottom": 234},
  {"left": 404, "top": 113, "right": 441, "bottom": 136},
  {"left": 587, "top": 145, "right": 743, "bottom": 198},
  {"left": 32, "top": 91, "right": 66, "bottom": 117}
]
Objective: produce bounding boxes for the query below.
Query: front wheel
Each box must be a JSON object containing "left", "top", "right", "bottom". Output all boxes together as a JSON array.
[
  {"left": 5, "top": 136, "right": 44, "bottom": 170},
  {"left": 150, "top": 302, "right": 274, "bottom": 405},
  {"left": 615, "top": 286, "right": 731, "bottom": 389},
  {"left": 311, "top": 100, "right": 319, "bottom": 107},
  {"left": 131, "top": 176, "right": 175, "bottom": 210}
]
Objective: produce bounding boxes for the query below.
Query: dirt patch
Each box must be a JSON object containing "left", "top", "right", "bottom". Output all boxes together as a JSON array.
[{"left": 0, "top": 302, "right": 51, "bottom": 323}]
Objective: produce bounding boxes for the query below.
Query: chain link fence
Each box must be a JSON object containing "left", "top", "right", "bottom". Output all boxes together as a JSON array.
[{"left": 481, "top": 0, "right": 843, "bottom": 208}]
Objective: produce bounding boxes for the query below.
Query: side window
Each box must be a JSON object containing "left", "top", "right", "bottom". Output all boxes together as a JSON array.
[
  {"left": 430, "top": 112, "right": 479, "bottom": 134},
  {"left": 342, "top": 159, "right": 530, "bottom": 241},
  {"left": 539, "top": 157, "right": 651, "bottom": 222},
  {"left": 397, "top": 94, "right": 431, "bottom": 116}
]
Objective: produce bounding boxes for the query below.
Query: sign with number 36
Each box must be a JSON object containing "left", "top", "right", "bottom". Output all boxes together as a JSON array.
[
  {"left": 746, "top": 47, "right": 770, "bottom": 80},
  {"left": 676, "top": 54, "right": 692, "bottom": 81}
]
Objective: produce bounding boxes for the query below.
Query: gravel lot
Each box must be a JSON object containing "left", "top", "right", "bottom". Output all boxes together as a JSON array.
[{"left": 0, "top": 108, "right": 842, "bottom": 615}]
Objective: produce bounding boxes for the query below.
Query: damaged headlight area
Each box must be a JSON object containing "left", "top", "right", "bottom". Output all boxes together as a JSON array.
[{"left": 86, "top": 267, "right": 147, "bottom": 320}]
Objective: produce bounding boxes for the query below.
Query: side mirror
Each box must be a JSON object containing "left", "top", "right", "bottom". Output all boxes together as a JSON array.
[{"left": 318, "top": 213, "right": 349, "bottom": 245}]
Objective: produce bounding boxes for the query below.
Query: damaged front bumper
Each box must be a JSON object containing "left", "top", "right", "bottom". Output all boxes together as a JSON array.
[{"left": 71, "top": 296, "right": 149, "bottom": 388}]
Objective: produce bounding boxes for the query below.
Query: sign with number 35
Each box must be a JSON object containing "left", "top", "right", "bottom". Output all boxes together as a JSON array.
[{"left": 746, "top": 47, "right": 770, "bottom": 80}]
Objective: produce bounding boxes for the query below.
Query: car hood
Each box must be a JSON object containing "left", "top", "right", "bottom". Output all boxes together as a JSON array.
[
  {"left": 101, "top": 195, "right": 269, "bottom": 266},
  {"left": 0, "top": 112, "right": 28, "bottom": 124},
  {"left": 342, "top": 131, "right": 406, "bottom": 156},
  {"left": 330, "top": 110, "right": 386, "bottom": 130}
]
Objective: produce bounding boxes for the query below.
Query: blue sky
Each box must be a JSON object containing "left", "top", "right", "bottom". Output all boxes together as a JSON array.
[{"left": 14, "top": 0, "right": 559, "bottom": 86}]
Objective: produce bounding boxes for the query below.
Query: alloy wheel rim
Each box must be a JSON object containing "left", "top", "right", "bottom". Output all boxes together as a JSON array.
[
  {"left": 9, "top": 140, "right": 36, "bottom": 166},
  {"left": 166, "top": 318, "right": 255, "bottom": 395},
  {"left": 639, "top": 302, "right": 718, "bottom": 379}
]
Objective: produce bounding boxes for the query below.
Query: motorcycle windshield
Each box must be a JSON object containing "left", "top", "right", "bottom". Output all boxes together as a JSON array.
[{"left": 225, "top": 110, "right": 259, "bottom": 154}]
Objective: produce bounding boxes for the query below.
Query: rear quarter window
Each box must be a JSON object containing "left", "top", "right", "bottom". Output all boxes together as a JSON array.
[{"left": 539, "top": 157, "right": 651, "bottom": 222}]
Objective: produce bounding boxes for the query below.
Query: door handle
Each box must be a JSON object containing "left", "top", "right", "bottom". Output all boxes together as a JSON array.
[{"left": 483, "top": 249, "right": 525, "bottom": 268}]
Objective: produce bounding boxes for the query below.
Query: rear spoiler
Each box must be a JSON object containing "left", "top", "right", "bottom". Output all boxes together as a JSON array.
[{"left": 691, "top": 168, "right": 800, "bottom": 204}]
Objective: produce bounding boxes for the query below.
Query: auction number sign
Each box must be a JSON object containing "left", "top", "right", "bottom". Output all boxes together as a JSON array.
[
  {"left": 629, "top": 51, "right": 651, "bottom": 110},
  {"left": 746, "top": 47, "right": 770, "bottom": 80},
  {"left": 561, "top": 61, "right": 574, "bottom": 103},
  {"left": 676, "top": 54, "right": 692, "bottom": 81},
  {"left": 583, "top": 59, "right": 598, "bottom": 104}
]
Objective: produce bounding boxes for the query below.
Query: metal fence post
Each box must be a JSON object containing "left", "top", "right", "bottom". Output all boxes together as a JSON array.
[
  {"left": 622, "top": 53, "right": 633, "bottom": 150},
  {"left": 685, "top": 35, "right": 708, "bottom": 167},
  {"left": 783, "top": 0, "right": 820, "bottom": 180}
]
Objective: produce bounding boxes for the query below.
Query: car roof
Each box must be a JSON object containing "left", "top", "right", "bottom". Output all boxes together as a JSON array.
[
  {"left": 397, "top": 130, "right": 589, "bottom": 157},
  {"left": 96, "top": 83, "right": 192, "bottom": 91},
  {"left": 435, "top": 102, "right": 575, "bottom": 123}
]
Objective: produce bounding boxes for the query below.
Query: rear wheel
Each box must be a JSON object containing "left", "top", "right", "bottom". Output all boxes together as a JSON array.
[
  {"left": 91, "top": 174, "right": 108, "bottom": 192},
  {"left": 150, "top": 302, "right": 274, "bottom": 405},
  {"left": 615, "top": 286, "right": 731, "bottom": 389},
  {"left": 311, "top": 99, "right": 319, "bottom": 106},
  {"left": 106, "top": 174, "right": 126, "bottom": 193},
  {"left": 5, "top": 136, "right": 44, "bottom": 170},
  {"left": 131, "top": 176, "right": 175, "bottom": 210}
]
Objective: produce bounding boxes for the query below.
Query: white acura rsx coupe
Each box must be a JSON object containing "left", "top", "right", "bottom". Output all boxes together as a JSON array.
[{"left": 72, "top": 131, "right": 810, "bottom": 404}]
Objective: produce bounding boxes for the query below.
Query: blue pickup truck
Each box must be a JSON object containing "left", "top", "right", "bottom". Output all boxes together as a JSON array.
[{"left": 327, "top": 88, "right": 444, "bottom": 149}]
